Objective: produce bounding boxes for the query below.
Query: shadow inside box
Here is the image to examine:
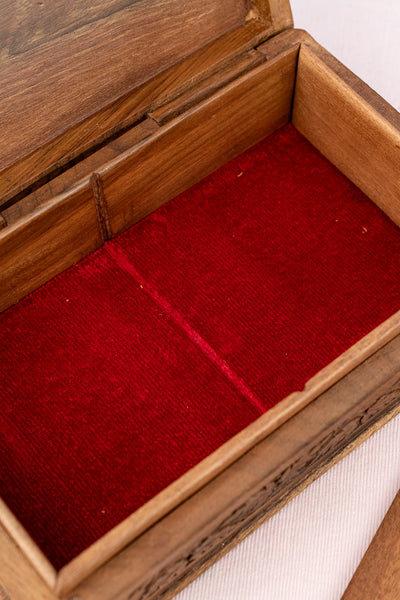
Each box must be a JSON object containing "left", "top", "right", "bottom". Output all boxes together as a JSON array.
[{"left": 1, "top": 123, "right": 400, "bottom": 571}]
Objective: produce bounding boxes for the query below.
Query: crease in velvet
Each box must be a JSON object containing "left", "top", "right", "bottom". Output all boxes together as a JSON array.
[{"left": 1, "top": 124, "right": 400, "bottom": 569}]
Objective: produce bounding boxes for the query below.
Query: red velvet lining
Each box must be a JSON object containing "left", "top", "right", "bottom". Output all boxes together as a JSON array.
[{"left": 1, "top": 124, "right": 400, "bottom": 569}]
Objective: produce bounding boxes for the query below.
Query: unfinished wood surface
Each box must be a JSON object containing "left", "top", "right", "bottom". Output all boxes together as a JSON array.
[
  {"left": 149, "top": 49, "right": 266, "bottom": 125},
  {"left": 252, "top": 0, "right": 293, "bottom": 28},
  {"left": 100, "top": 47, "right": 298, "bottom": 236},
  {"left": 0, "top": 500, "right": 56, "bottom": 592},
  {"left": 62, "top": 334, "right": 400, "bottom": 600},
  {"left": 0, "top": 521, "right": 57, "bottom": 600},
  {"left": 257, "top": 26, "right": 309, "bottom": 59},
  {"left": 293, "top": 43, "right": 400, "bottom": 227},
  {"left": 2, "top": 119, "right": 159, "bottom": 227},
  {"left": 341, "top": 490, "right": 400, "bottom": 600},
  {"left": 0, "top": 18, "right": 274, "bottom": 210},
  {"left": 0, "top": 182, "right": 102, "bottom": 312}
]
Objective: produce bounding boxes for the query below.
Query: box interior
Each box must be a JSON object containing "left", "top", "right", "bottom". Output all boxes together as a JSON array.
[{"left": 2, "top": 123, "right": 400, "bottom": 570}]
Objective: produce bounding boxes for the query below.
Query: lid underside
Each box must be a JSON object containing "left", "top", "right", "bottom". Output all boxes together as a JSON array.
[{"left": 0, "top": 0, "right": 292, "bottom": 204}]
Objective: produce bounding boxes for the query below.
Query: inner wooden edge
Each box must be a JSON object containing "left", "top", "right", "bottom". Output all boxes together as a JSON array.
[{"left": 2, "top": 122, "right": 400, "bottom": 580}]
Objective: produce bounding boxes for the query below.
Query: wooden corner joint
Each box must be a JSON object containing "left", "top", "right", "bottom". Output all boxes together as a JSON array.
[
  {"left": 90, "top": 173, "right": 112, "bottom": 243},
  {"left": 249, "top": 0, "right": 294, "bottom": 30}
]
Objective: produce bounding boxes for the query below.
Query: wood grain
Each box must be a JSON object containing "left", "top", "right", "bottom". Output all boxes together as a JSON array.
[
  {"left": 252, "top": 0, "right": 293, "bottom": 29},
  {"left": 293, "top": 43, "right": 400, "bottom": 227},
  {"left": 341, "top": 490, "right": 400, "bottom": 600},
  {"left": 0, "top": 520, "right": 57, "bottom": 600},
  {"left": 0, "top": 20, "right": 271, "bottom": 210},
  {"left": 149, "top": 49, "right": 266, "bottom": 125},
  {"left": 1, "top": 24, "right": 400, "bottom": 600},
  {"left": 2, "top": 119, "right": 159, "bottom": 227},
  {"left": 100, "top": 47, "right": 298, "bottom": 236},
  {"left": 297, "top": 37, "right": 400, "bottom": 132},
  {"left": 0, "top": 0, "right": 247, "bottom": 175},
  {"left": 257, "top": 27, "right": 310, "bottom": 59},
  {"left": 0, "top": 499, "right": 56, "bottom": 591},
  {"left": 0, "top": 182, "right": 102, "bottom": 312},
  {"left": 1, "top": 0, "right": 135, "bottom": 56},
  {"left": 0, "top": 0, "right": 292, "bottom": 58},
  {"left": 62, "top": 334, "right": 400, "bottom": 600}
]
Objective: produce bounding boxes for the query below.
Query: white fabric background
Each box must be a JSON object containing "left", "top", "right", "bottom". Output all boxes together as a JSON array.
[
  {"left": 291, "top": 0, "right": 400, "bottom": 112},
  {"left": 177, "top": 3, "right": 400, "bottom": 599}
]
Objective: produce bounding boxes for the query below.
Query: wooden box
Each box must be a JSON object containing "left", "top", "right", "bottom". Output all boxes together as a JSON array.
[{"left": 1, "top": 2, "right": 400, "bottom": 599}]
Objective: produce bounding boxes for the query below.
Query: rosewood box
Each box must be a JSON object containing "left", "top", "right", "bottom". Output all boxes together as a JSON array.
[{"left": 1, "top": 1, "right": 400, "bottom": 599}]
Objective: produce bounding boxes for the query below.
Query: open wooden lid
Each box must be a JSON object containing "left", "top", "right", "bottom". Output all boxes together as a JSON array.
[{"left": 0, "top": 0, "right": 292, "bottom": 208}]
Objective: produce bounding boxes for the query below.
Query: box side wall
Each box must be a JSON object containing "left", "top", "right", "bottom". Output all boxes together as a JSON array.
[
  {"left": 293, "top": 41, "right": 400, "bottom": 227},
  {"left": 0, "top": 182, "right": 102, "bottom": 313},
  {"left": 0, "top": 42, "right": 299, "bottom": 313}
]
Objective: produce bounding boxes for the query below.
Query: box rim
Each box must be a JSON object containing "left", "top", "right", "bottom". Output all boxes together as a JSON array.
[{"left": 2, "top": 28, "right": 400, "bottom": 597}]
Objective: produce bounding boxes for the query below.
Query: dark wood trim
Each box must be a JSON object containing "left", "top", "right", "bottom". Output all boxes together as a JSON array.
[{"left": 90, "top": 173, "right": 112, "bottom": 243}]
